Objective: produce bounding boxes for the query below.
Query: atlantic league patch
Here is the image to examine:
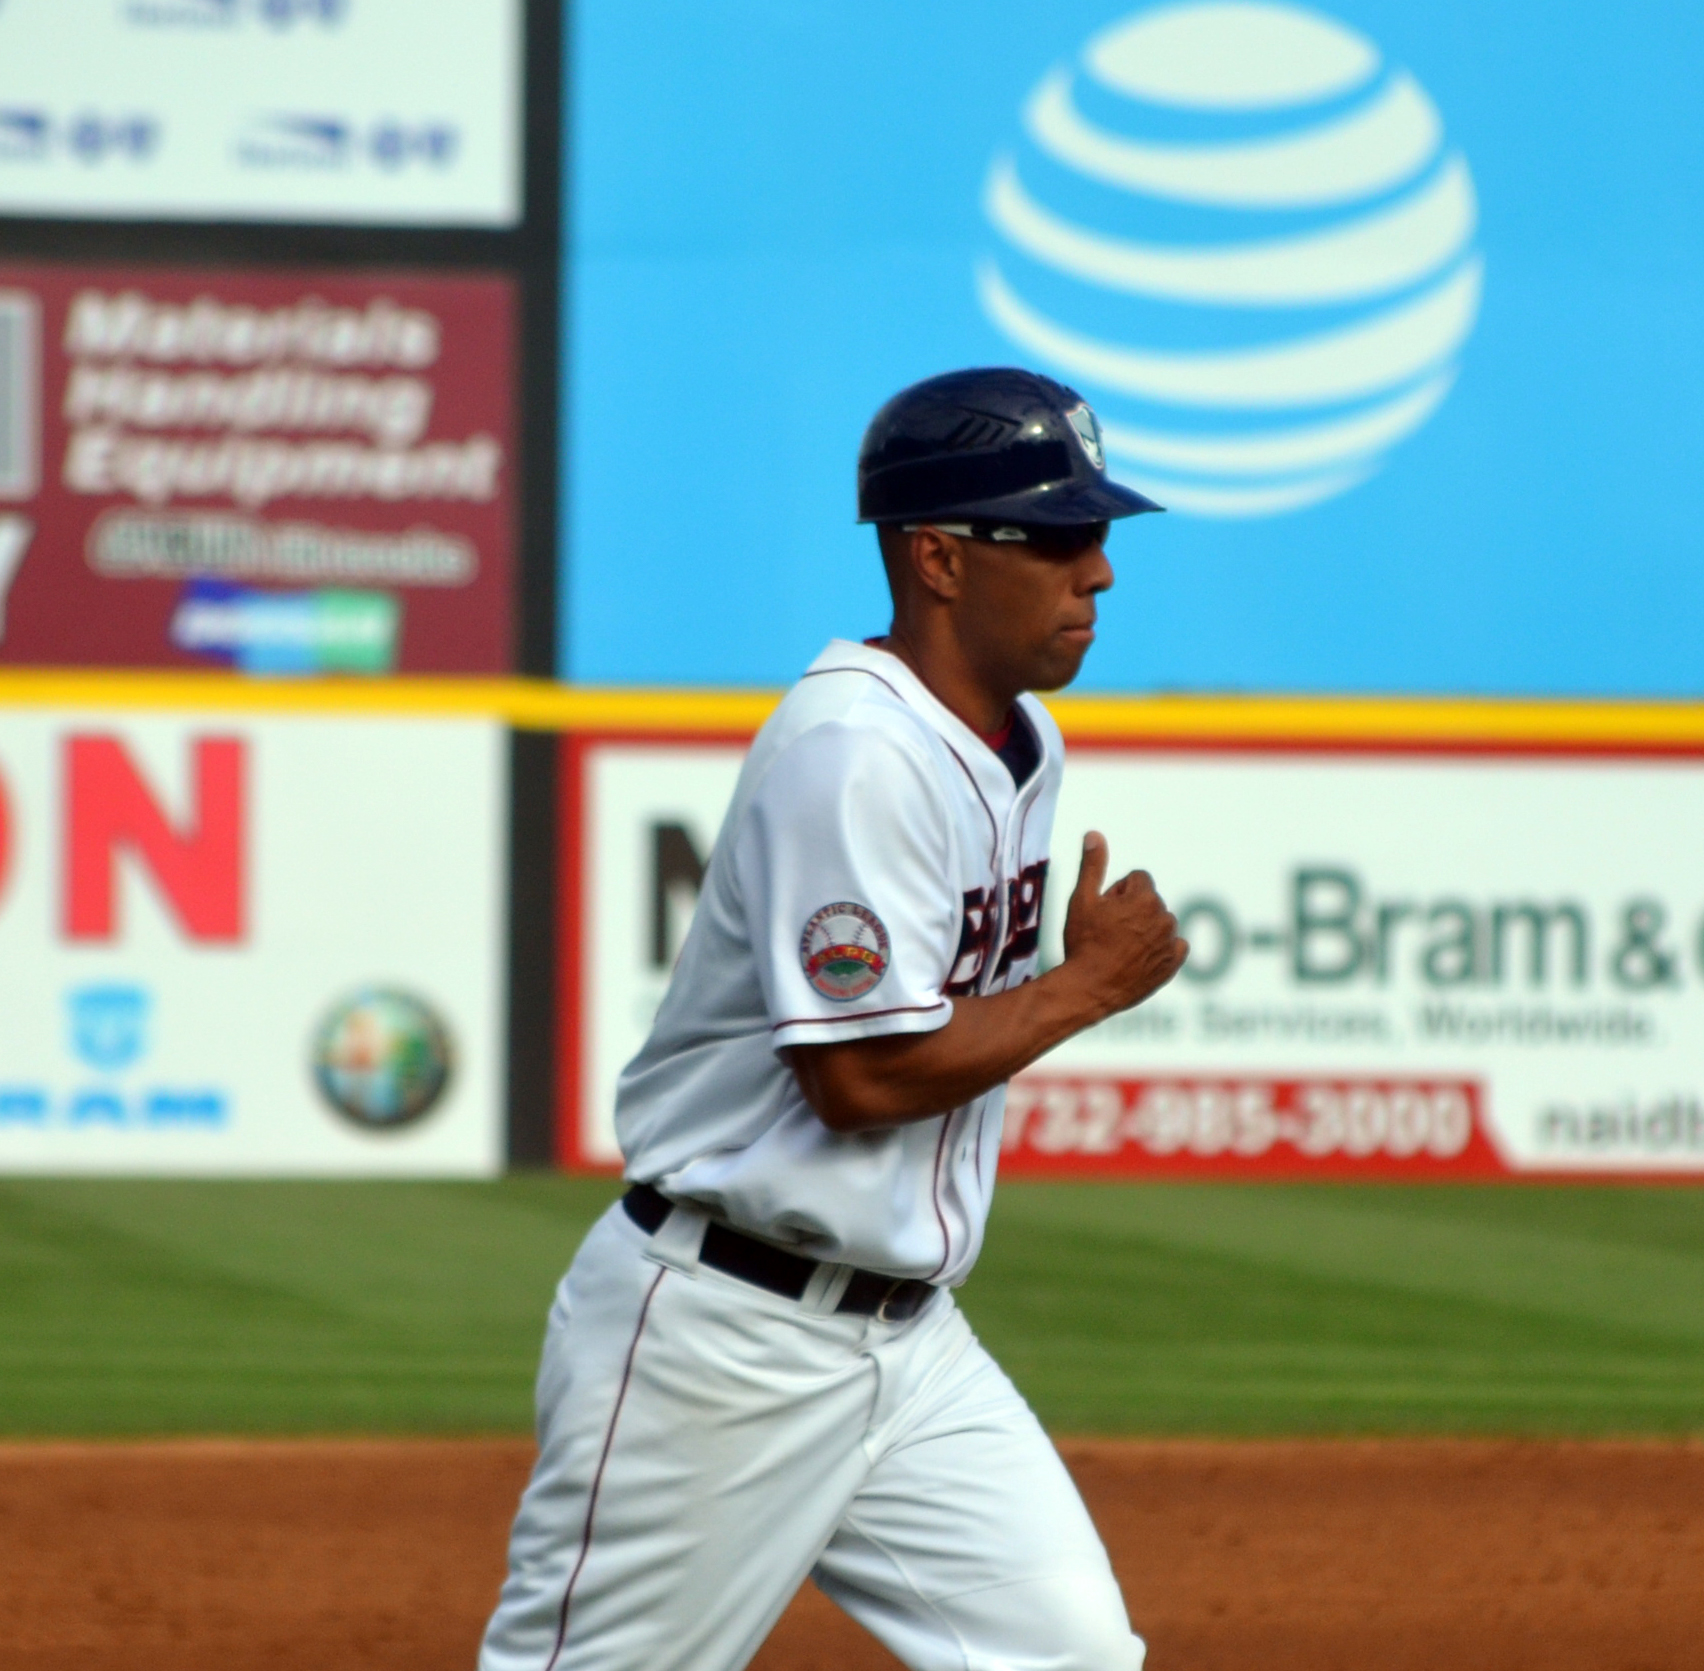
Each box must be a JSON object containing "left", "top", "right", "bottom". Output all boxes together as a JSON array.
[{"left": 800, "top": 901, "right": 891, "bottom": 1001}]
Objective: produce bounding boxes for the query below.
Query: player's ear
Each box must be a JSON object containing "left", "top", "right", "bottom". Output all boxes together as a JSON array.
[{"left": 908, "top": 526, "right": 966, "bottom": 602}]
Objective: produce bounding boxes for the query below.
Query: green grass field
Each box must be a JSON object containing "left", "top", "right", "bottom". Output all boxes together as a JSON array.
[{"left": 1, "top": 1177, "right": 1701, "bottom": 1438}]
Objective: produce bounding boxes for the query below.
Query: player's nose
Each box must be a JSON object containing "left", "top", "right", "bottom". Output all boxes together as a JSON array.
[{"left": 1075, "top": 543, "right": 1114, "bottom": 594}]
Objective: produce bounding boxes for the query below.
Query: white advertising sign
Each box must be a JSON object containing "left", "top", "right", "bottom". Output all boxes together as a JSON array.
[
  {"left": 0, "top": 707, "right": 506, "bottom": 1174},
  {"left": 570, "top": 736, "right": 1704, "bottom": 1178},
  {"left": 570, "top": 742, "right": 747, "bottom": 1166},
  {"left": 0, "top": 1, "right": 520, "bottom": 226}
]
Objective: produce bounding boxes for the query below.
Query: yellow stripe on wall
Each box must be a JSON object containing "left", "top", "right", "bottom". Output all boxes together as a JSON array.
[
  {"left": 0, "top": 668, "right": 1702, "bottom": 749},
  {"left": 0, "top": 670, "right": 779, "bottom": 733},
  {"left": 1047, "top": 691, "right": 1704, "bottom": 748}
]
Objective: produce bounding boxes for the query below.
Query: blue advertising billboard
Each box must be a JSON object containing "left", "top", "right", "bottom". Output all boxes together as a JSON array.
[{"left": 564, "top": 0, "right": 1704, "bottom": 696}]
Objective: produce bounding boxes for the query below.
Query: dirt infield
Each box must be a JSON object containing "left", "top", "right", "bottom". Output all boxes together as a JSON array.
[{"left": 3, "top": 1437, "right": 1701, "bottom": 1671}]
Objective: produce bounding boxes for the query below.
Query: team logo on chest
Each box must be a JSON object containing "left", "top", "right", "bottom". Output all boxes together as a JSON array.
[
  {"left": 944, "top": 859, "right": 1050, "bottom": 996},
  {"left": 800, "top": 902, "right": 891, "bottom": 1001}
]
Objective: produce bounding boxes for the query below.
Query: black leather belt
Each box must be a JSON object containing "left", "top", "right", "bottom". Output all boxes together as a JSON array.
[{"left": 623, "top": 1184, "right": 937, "bottom": 1322}]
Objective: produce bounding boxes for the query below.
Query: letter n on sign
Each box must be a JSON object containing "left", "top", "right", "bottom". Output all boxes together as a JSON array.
[{"left": 64, "top": 736, "right": 246, "bottom": 942}]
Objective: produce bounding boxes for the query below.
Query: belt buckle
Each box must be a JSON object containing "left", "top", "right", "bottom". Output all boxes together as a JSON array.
[{"left": 874, "top": 1279, "right": 909, "bottom": 1323}]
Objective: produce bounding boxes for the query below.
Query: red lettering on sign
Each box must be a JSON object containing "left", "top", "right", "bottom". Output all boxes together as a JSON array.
[{"left": 64, "top": 735, "right": 246, "bottom": 942}]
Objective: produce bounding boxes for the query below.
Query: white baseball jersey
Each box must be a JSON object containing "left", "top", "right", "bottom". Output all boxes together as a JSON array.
[{"left": 615, "top": 637, "right": 1063, "bottom": 1285}]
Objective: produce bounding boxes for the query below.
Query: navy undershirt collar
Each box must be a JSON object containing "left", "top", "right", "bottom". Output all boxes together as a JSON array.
[{"left": 983, "top": 707, "right": 1040, "bottom": 786}]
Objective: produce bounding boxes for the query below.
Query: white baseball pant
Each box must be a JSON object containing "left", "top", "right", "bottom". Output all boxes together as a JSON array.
[{"left": 479, "top": 1200, "right": 1144, "bottom": 1671}]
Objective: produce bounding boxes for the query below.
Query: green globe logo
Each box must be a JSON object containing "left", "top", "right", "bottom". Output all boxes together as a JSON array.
[{"left": 312, "top": 989, "right": 453, "bottom": 1131}]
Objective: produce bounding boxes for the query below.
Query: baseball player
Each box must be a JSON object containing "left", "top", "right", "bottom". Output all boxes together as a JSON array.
[{"left": 481, "top": 367, "right": 1185, "bottom": 1671}]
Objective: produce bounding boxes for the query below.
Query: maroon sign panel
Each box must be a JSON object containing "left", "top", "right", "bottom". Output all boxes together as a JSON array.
[{"left": 0, "top": 264, "right": 515, "bottom": 675}]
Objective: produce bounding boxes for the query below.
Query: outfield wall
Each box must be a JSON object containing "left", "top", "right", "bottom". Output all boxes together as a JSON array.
[{"left": 4, "top": 673, "right": 1704, "bottom": 1180}]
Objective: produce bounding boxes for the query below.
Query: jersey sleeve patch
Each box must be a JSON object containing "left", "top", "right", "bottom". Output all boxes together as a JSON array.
[{"left": 800, "top": 902, "right": 891, "bottom": 1001}]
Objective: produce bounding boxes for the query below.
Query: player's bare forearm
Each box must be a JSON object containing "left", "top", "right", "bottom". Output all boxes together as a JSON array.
[
  {"left": 789, "top": 832, "right": 1187, "bottom": 1132},
  {"left": 790, "top": 972, "right": 1130, "bottom": 1131}
]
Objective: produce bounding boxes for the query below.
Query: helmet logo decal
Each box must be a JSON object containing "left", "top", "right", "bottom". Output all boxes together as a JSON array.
[
  {"left": 1066, "top": 402, "right": 1105, "bottom": 471},
  {"left": 978, "top": 1, "right": 1482, "bottom": 521}
]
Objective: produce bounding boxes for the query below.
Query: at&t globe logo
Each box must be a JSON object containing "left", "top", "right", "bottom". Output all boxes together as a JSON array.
[
  {"left": 980, "top": 1, "right": 1481, "bottom": 518},
  {"left": 312, "top": 988, "right": 453, "bottom": 1132}
]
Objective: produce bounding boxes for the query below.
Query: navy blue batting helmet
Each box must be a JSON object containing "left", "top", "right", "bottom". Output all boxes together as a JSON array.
[{"left": 856, "top": 367, "right": 1162, "bottom": 526}]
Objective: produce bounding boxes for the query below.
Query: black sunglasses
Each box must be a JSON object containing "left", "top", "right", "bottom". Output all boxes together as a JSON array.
[{"left": 902, "top": 521, "right": 1111, "bottom": 559}]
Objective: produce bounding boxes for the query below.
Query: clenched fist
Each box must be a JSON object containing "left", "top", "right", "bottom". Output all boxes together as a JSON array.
[{"left": 1059, "top": 831, "right": 1188, "bottom": 1020}]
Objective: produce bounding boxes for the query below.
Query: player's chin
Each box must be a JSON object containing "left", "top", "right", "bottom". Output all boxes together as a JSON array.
[{"left": 1027, "top": 636, "right": 1094, "bottom": 691}]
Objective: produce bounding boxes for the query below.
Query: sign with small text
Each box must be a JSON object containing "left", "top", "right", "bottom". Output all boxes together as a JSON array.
[
  {"left": 564, "top": 728, "right": 1704, "bottom": 1178},
  {"left": 0, "top": 264, "right": 515, "bottom": 674},
  {"left": 0, "top": 0, "right": 519, "bottom": 225}
]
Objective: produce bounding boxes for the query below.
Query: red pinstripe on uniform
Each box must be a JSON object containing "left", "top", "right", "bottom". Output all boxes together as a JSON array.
[{"left": 543, "top": 1266, "right": 668, "bottom": 1671}]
